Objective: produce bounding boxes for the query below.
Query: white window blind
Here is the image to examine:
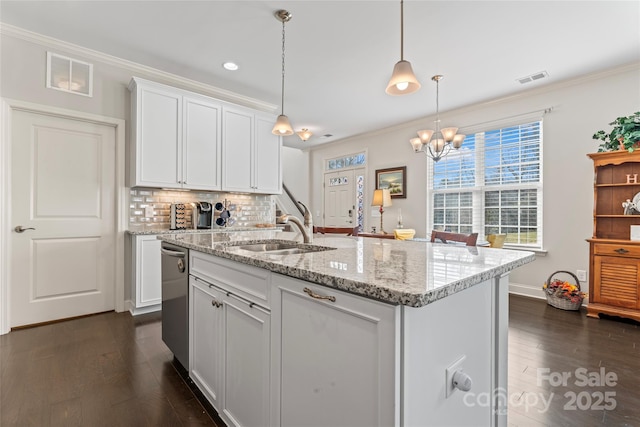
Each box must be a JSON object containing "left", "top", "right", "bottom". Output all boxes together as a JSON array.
[{"left": 429, "top": 120, "right": 543, "bottom": 248}]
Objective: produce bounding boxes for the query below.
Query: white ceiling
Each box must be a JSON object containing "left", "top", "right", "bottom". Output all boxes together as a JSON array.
[{"left": 1, "top": 1, "right": 639, "bottom": 148}]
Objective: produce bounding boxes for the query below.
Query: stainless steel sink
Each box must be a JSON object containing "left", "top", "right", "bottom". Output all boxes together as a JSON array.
[{"left": 225, "top": 240, "right": 335, "bottom": 256}]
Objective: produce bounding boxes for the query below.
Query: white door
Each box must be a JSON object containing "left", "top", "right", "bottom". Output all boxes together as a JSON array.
[
  {"left": 10, "top": 110, "right": 116, "bottom": 327},
  {"left": 323, "top": 170, "right": 356, "bottom": 227}
]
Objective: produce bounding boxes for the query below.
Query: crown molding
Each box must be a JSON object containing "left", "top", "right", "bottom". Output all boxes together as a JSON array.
[{"left": 0, "top": 22, "right": 278, "bottom": 113}]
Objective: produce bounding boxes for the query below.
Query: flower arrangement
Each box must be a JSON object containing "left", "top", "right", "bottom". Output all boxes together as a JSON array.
[{"left": 543, "top": 279, "right": 588, "bottom": 304}]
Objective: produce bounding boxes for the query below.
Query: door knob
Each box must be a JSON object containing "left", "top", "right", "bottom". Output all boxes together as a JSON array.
[{"left": 14, "top": 226, "right": 35, "bottom": 233}]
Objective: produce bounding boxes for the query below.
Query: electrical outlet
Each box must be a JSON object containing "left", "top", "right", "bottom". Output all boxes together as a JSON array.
[
  {"left": 445, "top": 355, "right": 466, "bottom": 398},
  {"left": 576, "top": 269, "right": 587, "bottom": 282},
  {"left": 145, "top": 205, "right": 154, "bottom": 217}
]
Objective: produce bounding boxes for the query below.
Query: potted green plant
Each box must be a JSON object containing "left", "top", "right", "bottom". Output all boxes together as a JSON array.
[{"left": 593, "top": 112, "right": 640, "bottom": 152}]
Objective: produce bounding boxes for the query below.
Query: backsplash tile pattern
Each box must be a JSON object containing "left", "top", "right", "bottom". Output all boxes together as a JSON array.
[{"left": 128, "top": 188, "right": 275, "bottom": 232}]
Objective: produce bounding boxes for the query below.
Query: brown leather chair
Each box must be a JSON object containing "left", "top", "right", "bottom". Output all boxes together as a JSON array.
[
  {"left": 313, "top": 226, "right": 359, "bottom": 236},
  {"left": 430, "top": 230, "right": 478, "bottom": 246}
]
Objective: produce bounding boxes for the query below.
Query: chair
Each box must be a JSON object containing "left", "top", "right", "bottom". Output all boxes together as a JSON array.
[
  {"left": 430, "top": 230, "right": 478, "bottom": 246},
  {"left": 313, "top": 226, "right": 359, "bottom": 236},
  {"left": 487, "top": 234, "right": 506, "bottom": 248}
]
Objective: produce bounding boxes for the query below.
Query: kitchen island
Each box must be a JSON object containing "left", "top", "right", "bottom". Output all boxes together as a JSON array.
[{"left": 159, "top": 231, "right": 535, "bottom": 427}]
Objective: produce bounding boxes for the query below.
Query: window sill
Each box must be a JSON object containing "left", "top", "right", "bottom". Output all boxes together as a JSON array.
[{"left": 503, "top": 245, "right": 547, "bottom": 256}]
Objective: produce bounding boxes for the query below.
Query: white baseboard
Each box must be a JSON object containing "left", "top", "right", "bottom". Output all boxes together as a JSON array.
[
  {"left": 509, "top": 282, "right": 545, "bottom": 300},
  {"left": 509, "top": 282, "right": 588, "bottom": 306},
  {"left": 128, "top": 302, "right": 161, "bottom": 316}
]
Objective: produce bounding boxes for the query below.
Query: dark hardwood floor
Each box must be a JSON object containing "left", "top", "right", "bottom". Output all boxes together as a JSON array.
[
  {"left": 508, "top": 295, "right": 640, "bottom": 427},
  {"left": 0, "top": 311, "right": 217, "bottom": 427},
  {"left": 1, "top": 295, "right": 638, "bottom": 426}
]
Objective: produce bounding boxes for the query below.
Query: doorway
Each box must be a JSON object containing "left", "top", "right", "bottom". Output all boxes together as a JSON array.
[
  {"left": 323, "top": 168, "right": 365, "bottom": 230},
  {"left": 1, "top": 101, "right": 126, "bottom": 332}
]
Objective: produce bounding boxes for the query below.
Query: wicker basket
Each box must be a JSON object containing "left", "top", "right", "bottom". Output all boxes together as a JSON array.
[{"left": 543, "top": 270, "right": 583, "bottom": 311}]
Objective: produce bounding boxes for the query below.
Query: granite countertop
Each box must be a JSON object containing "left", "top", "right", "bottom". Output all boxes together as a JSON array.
[{"left": 158, "top": 231, "right": 535, "bottom": 308}]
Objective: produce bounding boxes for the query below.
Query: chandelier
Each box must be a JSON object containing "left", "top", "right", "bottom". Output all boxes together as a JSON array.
[{"left": 410, "top": 75, "right": 465, "bottom": 161}]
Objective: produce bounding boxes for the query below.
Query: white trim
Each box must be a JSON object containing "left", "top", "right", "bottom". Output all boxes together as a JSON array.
[
  {"left": 0, "top": 22, "right": 277, "bottom": 113},
  {"left": 0, "top": 101, "right": 10, "bottom": 335},
  {"left": 0, "top": 98, "right": 127, "bottom": 334},
  {"left": 509, "top": 282, "right": 545, "bottom": 300}
]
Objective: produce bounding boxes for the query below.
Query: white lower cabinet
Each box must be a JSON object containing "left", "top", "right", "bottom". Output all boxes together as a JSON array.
[
  {"left": 271, "top": 274, "right": 399, "bottom": 427},
  {"left": 129, "top": 235, "right": 162, "bottom": 314},
  {"left": 190, "top": 277, "right": 225, "bottom": 408},
  {"left": 189, "top": 255, "right": 271, "bottom": 427}
]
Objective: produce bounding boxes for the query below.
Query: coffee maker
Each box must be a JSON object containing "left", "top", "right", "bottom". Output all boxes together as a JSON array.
[{"left": 193, "top": 201, "right": 213, "bottom": 229}]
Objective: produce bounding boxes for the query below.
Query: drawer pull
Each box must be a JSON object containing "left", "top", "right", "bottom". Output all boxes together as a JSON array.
[
  {"left": 614, "top": 248, "right": 630, "bottom": 254},
  {"left": 303, "top": 287, "right": 336, "bottom": 302}
]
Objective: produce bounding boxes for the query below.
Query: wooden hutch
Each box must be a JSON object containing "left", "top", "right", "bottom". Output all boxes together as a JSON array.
[{"left": 587, "top": 151, "right": 640, "bottom": 322}]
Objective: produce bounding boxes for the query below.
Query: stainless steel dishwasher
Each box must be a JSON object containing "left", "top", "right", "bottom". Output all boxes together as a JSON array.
[{"left": 161, "top": 242, "right": 189, "bottom": 369}]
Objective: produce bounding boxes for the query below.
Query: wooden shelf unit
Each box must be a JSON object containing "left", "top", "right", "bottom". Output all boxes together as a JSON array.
[{"left": 587, "top": 151, "right": 640, "bottom": 322}]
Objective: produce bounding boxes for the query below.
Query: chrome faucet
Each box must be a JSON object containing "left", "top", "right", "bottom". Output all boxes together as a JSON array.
[{"left": 277, "top": 201, "right": 313, "bottom": 243}]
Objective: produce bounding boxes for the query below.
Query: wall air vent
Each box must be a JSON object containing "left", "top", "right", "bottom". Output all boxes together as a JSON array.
[
  {"left": 517, "top": 71, "right": 548, "bottom": 85},
  {"left": 46, "top": 52, "right": 93, "bottom": 97}
]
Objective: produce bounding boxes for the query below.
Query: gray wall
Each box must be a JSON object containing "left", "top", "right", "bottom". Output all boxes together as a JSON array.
[{"left": 306, "top": 63, "right": 640, "bottom": 297}]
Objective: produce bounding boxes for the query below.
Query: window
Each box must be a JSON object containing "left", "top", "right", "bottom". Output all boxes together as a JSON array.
[
  {"left": 326, "top": 152, "right": 365, "bottom": 171},
  {"left": 429, "top": 121, "right": 542, "bottom": 248}
]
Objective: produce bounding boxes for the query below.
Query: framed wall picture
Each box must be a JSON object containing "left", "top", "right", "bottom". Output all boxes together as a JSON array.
[{"left": 376, "top": 166, "right": 406, "bottom": 199}]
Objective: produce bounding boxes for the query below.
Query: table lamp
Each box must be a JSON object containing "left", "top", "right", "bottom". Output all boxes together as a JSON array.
[{"left": 372, "top": 189, "right": 392, "bottom": 234}]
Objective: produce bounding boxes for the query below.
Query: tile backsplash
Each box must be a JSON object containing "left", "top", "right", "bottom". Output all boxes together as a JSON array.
[{"left": 128, "top": 188, "right": 275, "bottom": 231}]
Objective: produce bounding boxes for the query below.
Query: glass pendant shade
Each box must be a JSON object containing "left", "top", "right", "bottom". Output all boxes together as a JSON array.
[
  {"left": 409, "top": 137, "right": 423, "bottom": 152},
  {"left": 452, "top": 134, "right": 466, "bottom": 148},
  {"left": 386, "top": 60, "right": 421, "bottom": 96},
  {"left": 272, "top": 114, "right": 294, "bottom": 136},
  {"left": 440, "top": 127, "right": 458, "bottom": 142},
  {"left": 417, "top": 129, "right": 434, "bottom": 143},
  {"left": 431, "top": 138, "right": 445, "bottom": 153}
]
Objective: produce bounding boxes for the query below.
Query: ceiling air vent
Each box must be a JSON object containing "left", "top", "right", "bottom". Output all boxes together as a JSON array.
[{"left": 517, "top": 71, "right": 548, "bottom": 85}]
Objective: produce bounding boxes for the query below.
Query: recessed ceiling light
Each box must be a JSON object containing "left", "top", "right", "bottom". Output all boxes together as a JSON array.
[{"left": 223, "top": 62, "right": 239, "bottom": 71}]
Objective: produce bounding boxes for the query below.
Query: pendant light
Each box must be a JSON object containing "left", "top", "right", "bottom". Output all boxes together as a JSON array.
[
  {"left": 272, "top": 10, "right": 294, "bottom": 136},
  {"left": 296, "top": 128, "right": 312, "bottom": 142},
  {"left": 409, "top": 75, "right": 465, "bottom": 162},
  {"left": 385, "top": 0, "right": 420, "bottom": 96}
]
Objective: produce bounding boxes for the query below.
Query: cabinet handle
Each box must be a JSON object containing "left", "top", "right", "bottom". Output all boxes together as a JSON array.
[
  {"left": 211, "top": 298, "right": 222, "bottom": 308},
  {"left": 303, "top": 287, "right": 336, "bottom": 303},
  {"left": 614, "top": 248, "right": 630, "bottom": 254}
]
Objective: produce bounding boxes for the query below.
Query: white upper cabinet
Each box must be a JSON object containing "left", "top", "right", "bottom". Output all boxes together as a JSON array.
[
  {"left": 183, "top": 95, "right": 222, "bottom": 191},
  {"left": 222, "top": 106, "right": 254, "bottom": 193},
  {"left": 130, "top": 78, "right": 221, "bottom": 191},
  {"left": 130, "top": 81, "right": 182, "bottom": 188},
  {"left": 222, "top": 106, "right": 282, "bottom": 194},
  {"left": 254, "top": 114, "right": 282, "bottom": 194}
]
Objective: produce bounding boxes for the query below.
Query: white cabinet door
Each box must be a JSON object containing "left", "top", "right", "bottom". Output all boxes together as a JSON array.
[
  {"left": 190, "top": 257, "right": 271, "bottom": 427},
  {"left": 183, "top": 95, "right": 222, "bottom": 191},
  {"left": 132, "top": 235, "right": 162, "bottom": 312},
  {"left": 222, "top": 106, "right": 254, "bottom": 192},
  {"left": 272, "top": 275, "right": 398, "bottom": 427},
  {"left": 221, "top": 295, "right": 270, "bottom": 427},
  {"left": 254, "top": 114, "right": 282, "bottom": 194},
  {"left": 190, "top": 277, "right": 225, "bottom": 408},
  {"left": 132, "top": 82, "right": 181, "bottom": 188}
]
